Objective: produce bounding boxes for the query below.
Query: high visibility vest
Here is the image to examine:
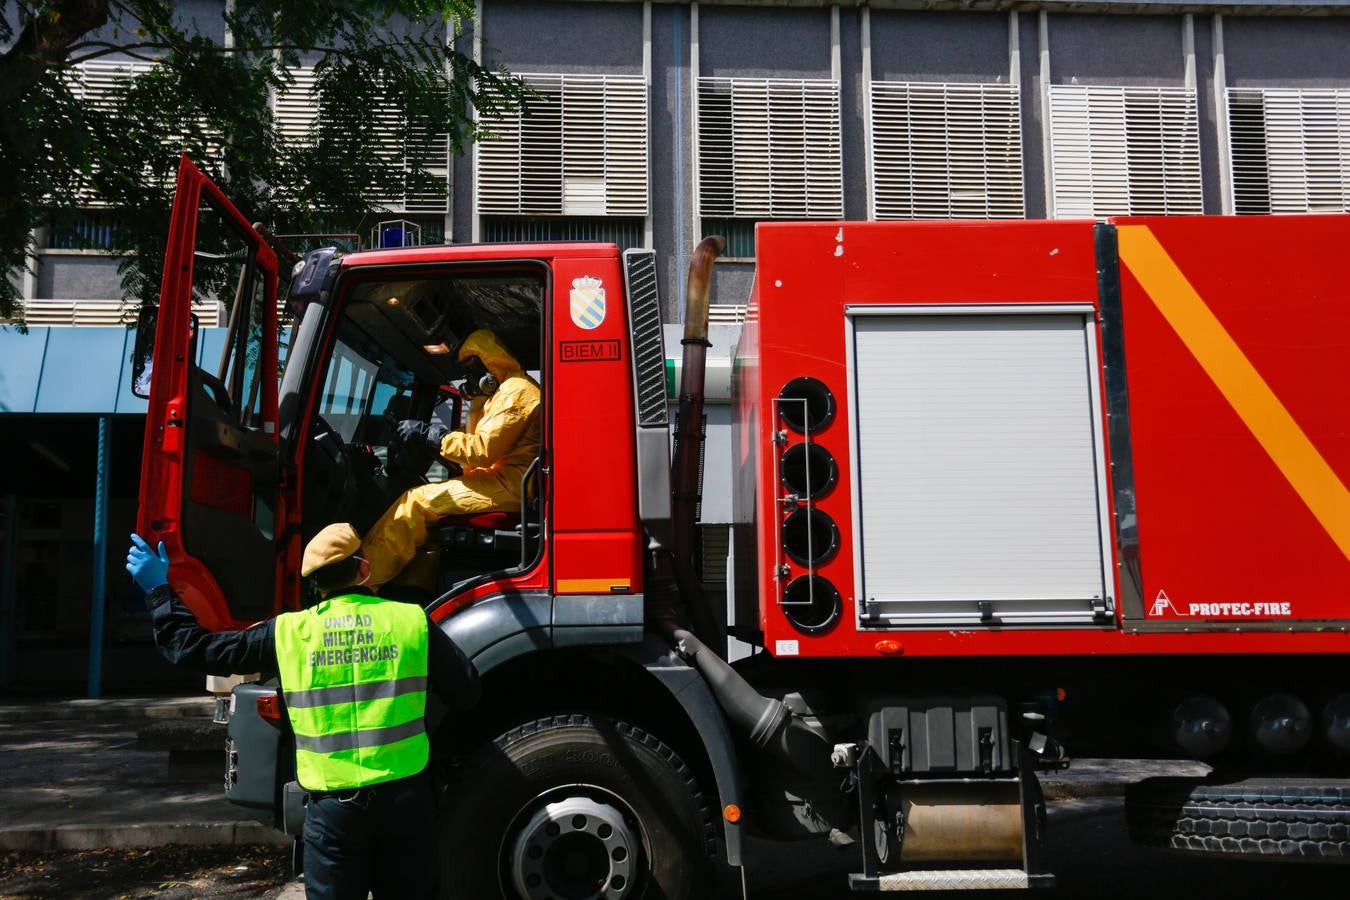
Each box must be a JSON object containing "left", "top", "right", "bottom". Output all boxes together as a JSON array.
[{"left": 273, "top": 594, "right": 430, "bottom": 791}]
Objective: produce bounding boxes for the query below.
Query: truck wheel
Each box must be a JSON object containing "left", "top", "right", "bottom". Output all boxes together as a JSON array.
[
  {"left": 441, "top": 713, "right": 715, "bottom": 899},
  {"left": 1126, "top": 777, "right": 1350, "bottom": 860}
]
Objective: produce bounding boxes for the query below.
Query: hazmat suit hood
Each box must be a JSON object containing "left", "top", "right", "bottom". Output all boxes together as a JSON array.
[{"left": 458, "top": 329, "right": 523, "bottom": 382}]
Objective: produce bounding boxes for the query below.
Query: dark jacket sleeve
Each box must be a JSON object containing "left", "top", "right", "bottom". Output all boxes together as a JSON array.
[
  {"left": 425, "top": 614, "right": 481, "bottom": 711},
  {"left": 145, "top": 584, "right": 278, "bottom": 678}
]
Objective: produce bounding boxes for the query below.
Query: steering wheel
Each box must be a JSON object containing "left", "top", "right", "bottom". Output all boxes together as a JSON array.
[
  {"left": 380, "top": 415, "right": 430, "bottom": 486},
  {"left": 384, "top": 416, "right": 464, "bottom": 484},
  {"left": 304, "top": 415, "right": 355, "bottom": 526}
]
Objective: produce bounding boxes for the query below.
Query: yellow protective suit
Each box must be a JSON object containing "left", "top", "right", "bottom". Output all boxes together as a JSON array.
[{"left": 364, "top": 330, "right": 541, "bottom": 589}]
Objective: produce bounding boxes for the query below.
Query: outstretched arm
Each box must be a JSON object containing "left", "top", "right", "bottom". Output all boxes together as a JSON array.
[{"left": 127, "top": 535, "right": 278, "bottom": 677}]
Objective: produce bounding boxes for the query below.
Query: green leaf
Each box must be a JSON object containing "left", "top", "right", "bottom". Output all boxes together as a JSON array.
[{"left": 0, "top": 0, "right": 525, "bottom": 322}]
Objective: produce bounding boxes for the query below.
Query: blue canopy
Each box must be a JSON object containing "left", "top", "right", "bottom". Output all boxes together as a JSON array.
[{"left": 0, "top": 327, "right": 228, "bottom": 415}]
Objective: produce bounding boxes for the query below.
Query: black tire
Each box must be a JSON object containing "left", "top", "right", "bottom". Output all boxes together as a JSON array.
[
  {"left": 1126, "top": 777, "right": 1350, "bottom": 861},
  {"left": 440, "top": 713, "right": 716, "bottom": 899}
]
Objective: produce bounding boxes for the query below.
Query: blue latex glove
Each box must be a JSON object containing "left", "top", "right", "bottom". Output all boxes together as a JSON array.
[
  {"left": 126, "top": 533, "right": 170, "bottom": 591},
  {"left": 396, "top": 418, "right": 425, "bottom": 442},
  {"left": 396, "top": 418, "right": 448, "bottom": 449}
]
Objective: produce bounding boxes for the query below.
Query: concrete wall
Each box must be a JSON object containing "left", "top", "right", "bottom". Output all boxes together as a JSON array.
[
  {"left": 870, "top": 11, "right": 1011, "bottom": 84},
  {"left": 699, "top": 6, "right": 832, "bottom": 80},
  {"left": 650, "top": 3, "right": 694, "bottom": 319},
  {"left": 71, "top": 0, "right": 226, "bottom": 58},
  {"left": 1225, "top": 16, "right": 1350, "bottom": 88},
  {"left": 1019, "top": 13, "right": 1047, "bottom": 219},
  {"left": 1045, "top": 15, "right": 1186, "bottom": 85},
  {"left": 35, "top": 255, "right": 123, "bottom": 300},
  {"left": 482, "top": 0, "right": 644, "bottom": 74}
]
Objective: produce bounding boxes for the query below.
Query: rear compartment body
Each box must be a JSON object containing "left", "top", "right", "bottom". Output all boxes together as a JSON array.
[{"left": 732, "top": 216, "right": 1350, "bottom": 659}]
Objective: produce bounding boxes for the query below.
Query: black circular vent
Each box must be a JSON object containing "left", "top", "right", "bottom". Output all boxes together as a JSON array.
[
  {"left": 778, "top": 377, "right": 835, "bottom": 434},
  {"left": 782, "top": 576, "right": 842, "bottom": 635},
  {"left": 781, "top": 508, "right": 840, "bottom": 568},
  {"left": 780, "top": 443, "right": 837, "bottom": 500}
]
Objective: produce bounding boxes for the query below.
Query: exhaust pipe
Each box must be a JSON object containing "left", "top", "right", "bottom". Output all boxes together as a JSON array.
[
  {"left": 659, "top": 238, "right": 835, "bottom": 775},
  {"left": 670, "top": 236, "right": 726, "bottom": 645}
]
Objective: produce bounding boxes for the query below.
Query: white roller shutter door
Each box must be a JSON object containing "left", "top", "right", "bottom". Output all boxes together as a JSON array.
[{"left": 850, "top": 311, "right": 1110, "bottom": 627}]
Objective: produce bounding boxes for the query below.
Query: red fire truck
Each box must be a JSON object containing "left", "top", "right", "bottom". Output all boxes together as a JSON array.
[{"left": 136, "top": 157, "right": 1349, "bottom": 897}]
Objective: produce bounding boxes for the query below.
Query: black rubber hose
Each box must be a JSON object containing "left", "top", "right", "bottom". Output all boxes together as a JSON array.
[
  {"left": 670, "top": 626, "right": 787, "bottom": 747},
  {"left": 667, "top": 626, "right": 833, "bottom": 777}
]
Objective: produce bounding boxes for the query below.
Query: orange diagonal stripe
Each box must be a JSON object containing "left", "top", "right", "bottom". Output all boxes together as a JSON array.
[{"left": 1117, "top": 224, "right": 1350, "bottom": 564}]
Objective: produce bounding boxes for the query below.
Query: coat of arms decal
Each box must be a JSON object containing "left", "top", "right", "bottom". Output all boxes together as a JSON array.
[{"left": 569, "top": 276, "right": 606, "bottom": 330}]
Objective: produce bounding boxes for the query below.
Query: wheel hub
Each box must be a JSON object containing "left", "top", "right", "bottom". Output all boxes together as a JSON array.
[{"left": 509, "top": 795, "right": 636, "bottom": 900}]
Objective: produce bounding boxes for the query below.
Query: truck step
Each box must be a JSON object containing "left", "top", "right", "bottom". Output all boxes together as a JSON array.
[{"left": 848, "top": 869, "right": 1054, "bottom": 892}]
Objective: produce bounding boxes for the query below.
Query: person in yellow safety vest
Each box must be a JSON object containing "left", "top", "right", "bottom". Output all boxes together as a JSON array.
[
  {"left": 126, "top": 524, "right": 480, "bottom": 900},
  {"left": 364, "top": 328, "right": 541, "bottom": 589}
]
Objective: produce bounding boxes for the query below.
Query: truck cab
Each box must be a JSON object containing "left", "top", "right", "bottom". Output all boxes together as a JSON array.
[
  {"left": 137, "top": 160, "right": 723, "bottom": 898},
  {"left": 139, "top": 161, "right": 652, "bottom": 631}
]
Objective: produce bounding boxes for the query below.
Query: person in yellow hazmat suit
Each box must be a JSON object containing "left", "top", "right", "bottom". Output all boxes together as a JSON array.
[{"left": 364, "top": 329, "right": 541, "bottom": 589}]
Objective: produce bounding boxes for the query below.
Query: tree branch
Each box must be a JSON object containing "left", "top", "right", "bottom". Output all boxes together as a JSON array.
[
  {"left": 66, "top": 44, "right": 170, "bottom": 66},
  {"left": 0, "top": 0, "right": 111, "bottom": 102}
]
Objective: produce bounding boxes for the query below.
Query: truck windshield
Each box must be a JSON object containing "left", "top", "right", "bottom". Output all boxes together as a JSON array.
[{"left": 317, "top": 334, "right": 411, "bottom": 442}]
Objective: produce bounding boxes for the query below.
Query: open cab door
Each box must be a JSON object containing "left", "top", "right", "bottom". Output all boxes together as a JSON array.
[{"left": 136, "top": 156, "right": 285, "bottom": 631}]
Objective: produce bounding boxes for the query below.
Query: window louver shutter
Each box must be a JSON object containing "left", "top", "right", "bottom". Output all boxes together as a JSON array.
[
  {"left": 1227, "top": 88, "right": 1350, "bottom": 215},
  {"left": 697, "top": 77, "right": 843, "bottom": 219},
  {"left": 66, "top": 61, "right": 155, "bottom": 205},
  {"left": 275, "top": 68, "right": 450, "bottom": 213},
  {"left": 273, "top": 68, "right": 318, "bottom": 208},
  {"left": 370, "top": 92, "right": 406, "bottom": 211},
  {"left": 870, "top": 82, "right": 1024, "bottom": 220},
  {"left": 476, "top": 74, "right": 649, "bottom": 217},
  {"left": 70, "top": 61, "right": 154, "bottom": 110},
  {"left": 274, "top": 68, "right": 319, "bottom": 150},
  {"left": 1048, "top": 84, "right": 1202, "bottom": 218}
]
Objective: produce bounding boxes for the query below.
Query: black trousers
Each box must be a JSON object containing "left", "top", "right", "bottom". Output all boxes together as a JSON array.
[{"left": 302, "top": 770, "right": 438, "bottom": 900}]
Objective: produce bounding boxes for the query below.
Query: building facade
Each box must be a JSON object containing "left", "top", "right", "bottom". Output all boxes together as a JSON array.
[
  {"left": 3, "top": 0, "right": 1349, "bottom": 690},
  {"left": 17, "top": 0, "right": 1350, "bottom": 322}
]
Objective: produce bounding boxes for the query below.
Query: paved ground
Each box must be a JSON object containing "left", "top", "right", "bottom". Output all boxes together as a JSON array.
[
  {"left": 8, "top": 797, "right": 1346, "bottom": 899},
  {"left": 1, "top": 718, "right": 235, "bottom": 831},
  {"left": 0, "top": 713, "right": 286, "bottom": 851},
  {"left": 0, "top": 845, "right": 290, "bottom": 899},
  {"left": 0, "top": 696, "right": 215, "bottom": 723},
  {"left": 0, "top": 700, "right": 1344, "bottom": 898}
]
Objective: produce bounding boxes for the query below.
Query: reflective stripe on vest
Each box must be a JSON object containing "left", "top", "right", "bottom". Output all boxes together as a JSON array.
[{"left": 273, "top": 595, "right": 430, "bottom": 792}]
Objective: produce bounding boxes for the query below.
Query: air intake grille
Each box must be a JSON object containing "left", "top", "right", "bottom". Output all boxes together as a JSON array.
[{"left": 623, "top": 249, "right": 668, "bottom": 428}]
